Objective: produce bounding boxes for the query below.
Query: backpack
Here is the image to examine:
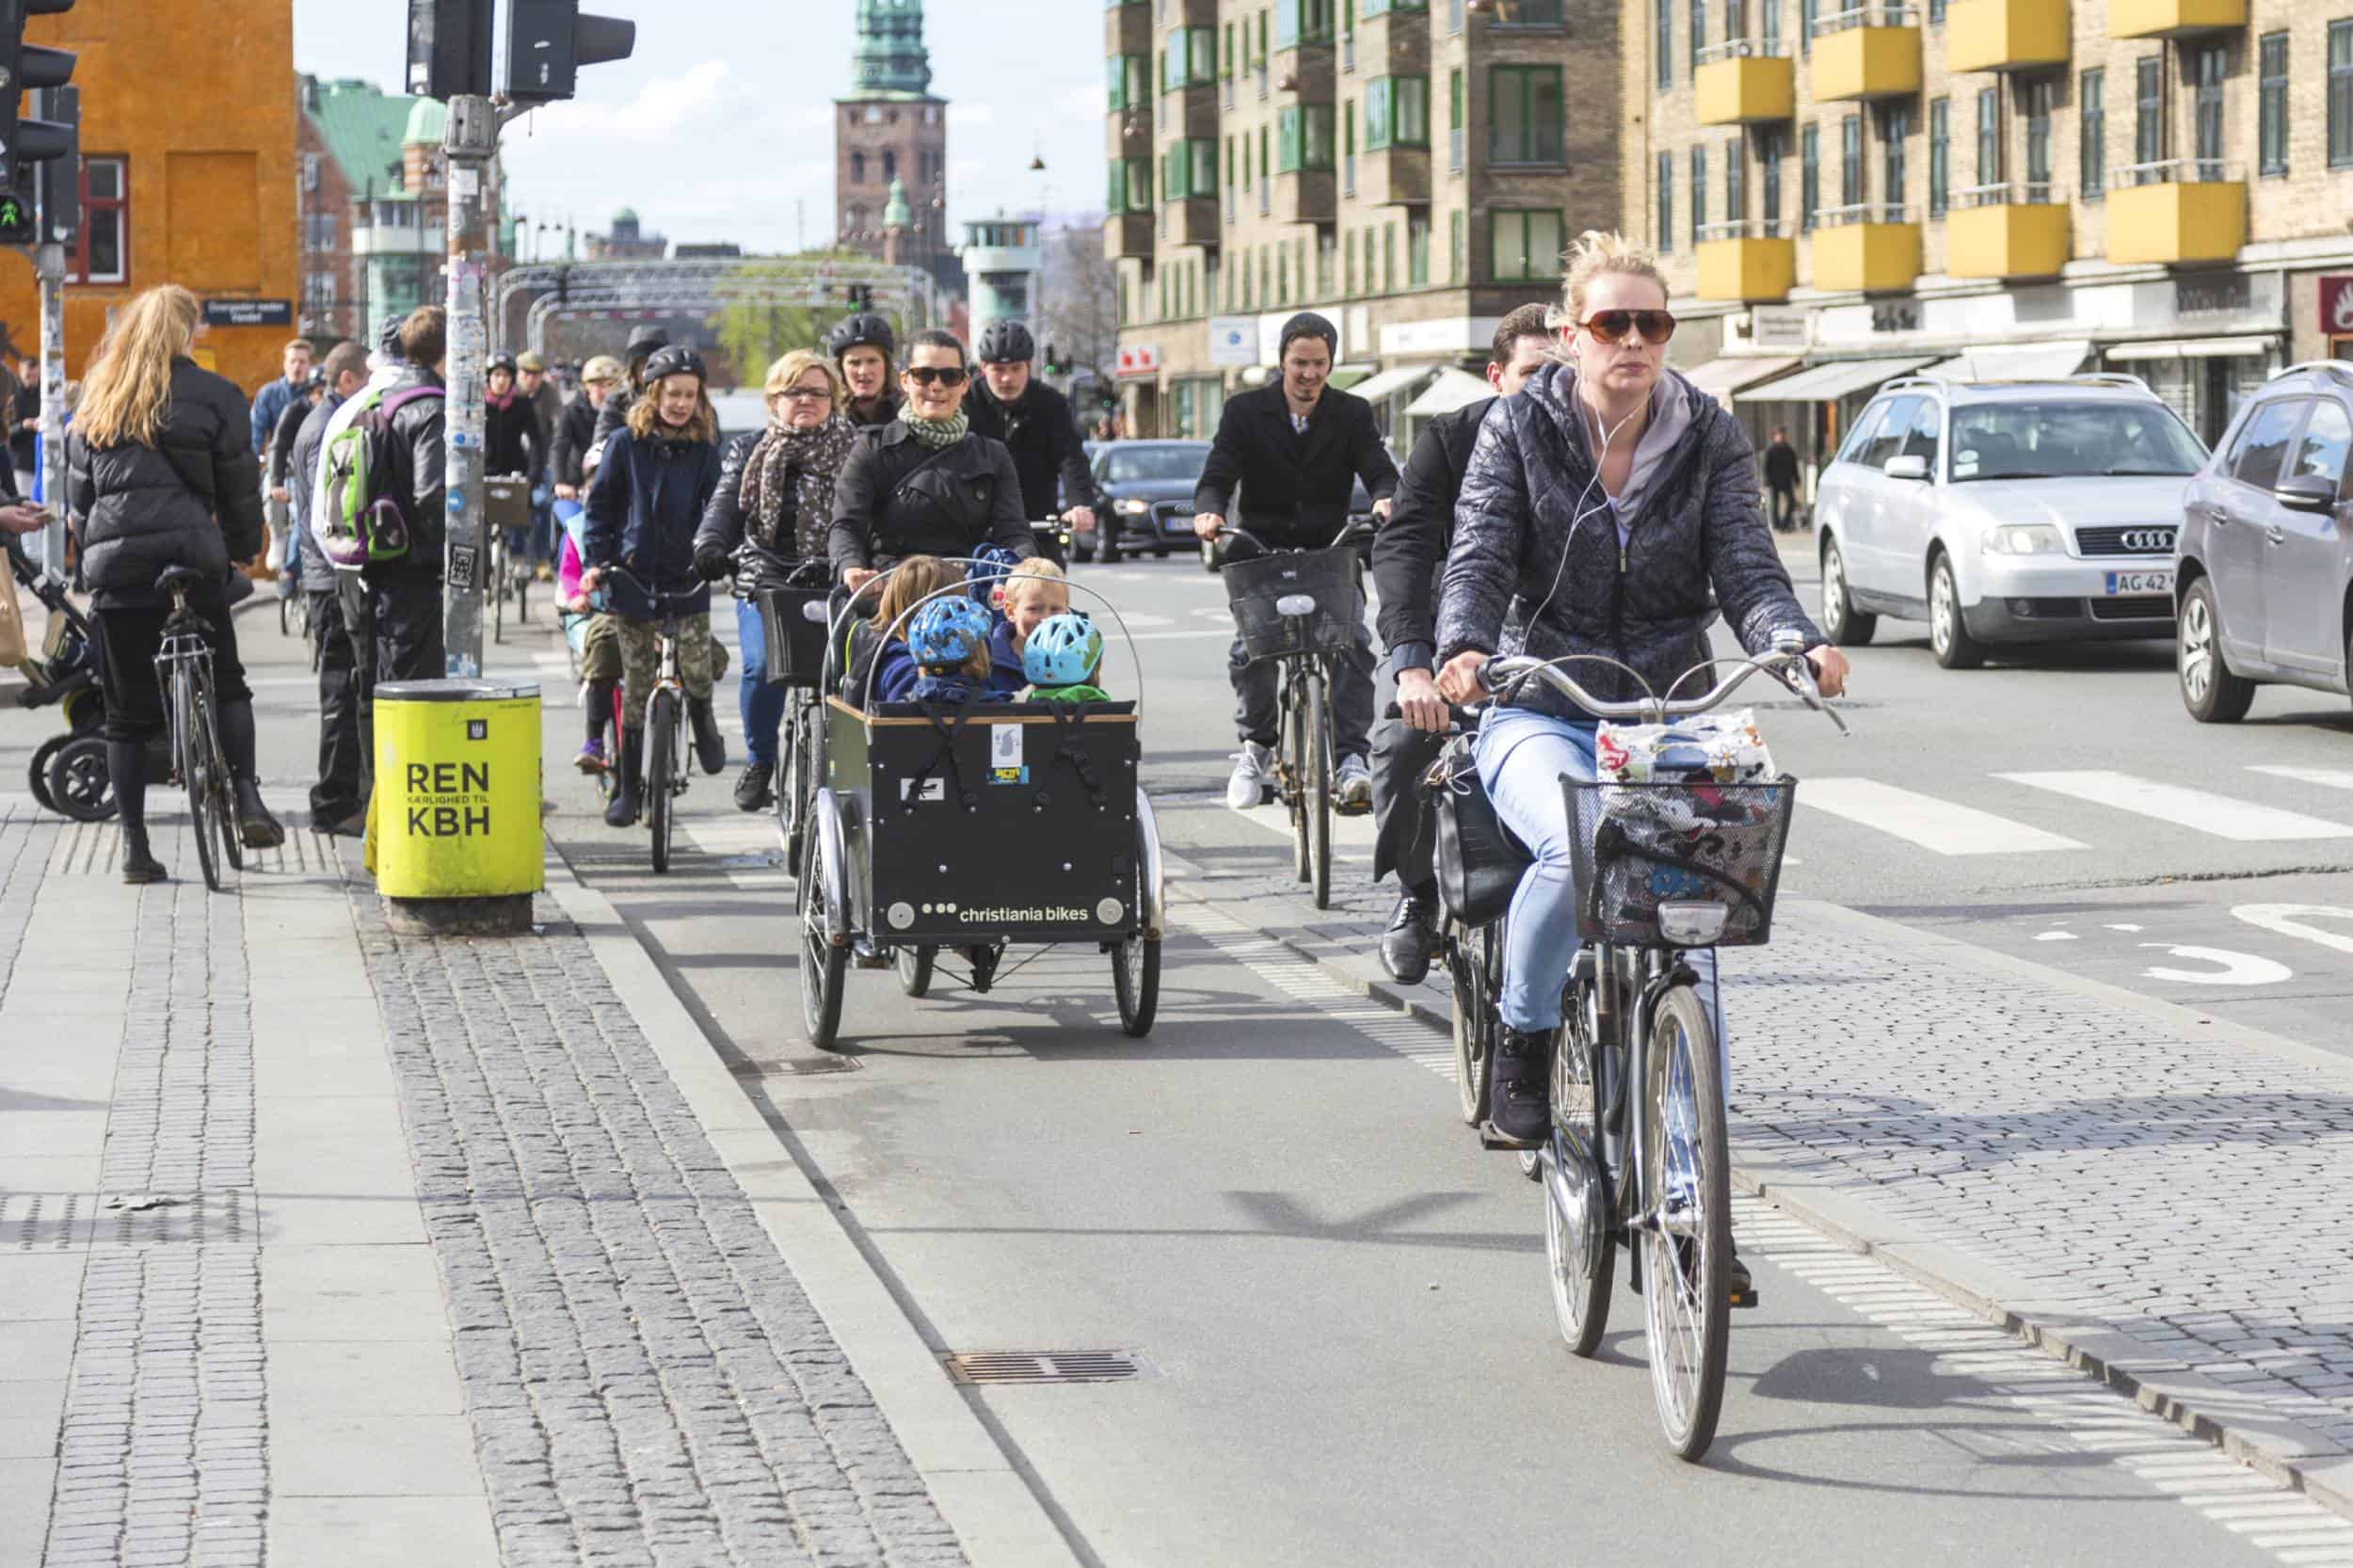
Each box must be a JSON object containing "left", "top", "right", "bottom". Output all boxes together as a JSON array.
[{"left": 317, "top": 383, "right": 443, "bottom": 569}]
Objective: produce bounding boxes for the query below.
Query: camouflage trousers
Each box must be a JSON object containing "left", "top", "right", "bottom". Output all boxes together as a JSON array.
[{"left": 616, "top": 613, "right": 728, "bottom": 729}]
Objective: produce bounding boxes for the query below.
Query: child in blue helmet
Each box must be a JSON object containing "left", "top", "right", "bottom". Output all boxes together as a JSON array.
[
  {"left": 1022, "top": 611, "right": 1112, "bottom": 704},
  {"left": 904, "top": 594, "right": 996, "bottom": 705},
  {"left": 984, "top": 558, "right": 1068, "bottom": 697}
]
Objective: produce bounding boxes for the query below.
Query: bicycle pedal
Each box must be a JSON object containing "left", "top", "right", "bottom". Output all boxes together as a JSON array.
[
  {"left": 1478, "top": 1121, "right": 1542, "bottom": 1152},
  {"left": 1729, "top": 1282, "right": 1760, "bottom": 1310},
  {"left": 1333, "top": 799, "right": 1372, "bottom": 818}
]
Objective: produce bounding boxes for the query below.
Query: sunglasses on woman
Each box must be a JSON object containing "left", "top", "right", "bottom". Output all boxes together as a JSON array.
[
  {"left": 904, "top": 366, "right": 968, "bottom": 388},
  {"left": 1577, "top": 310, "right": 1678, "bottom": 345}
]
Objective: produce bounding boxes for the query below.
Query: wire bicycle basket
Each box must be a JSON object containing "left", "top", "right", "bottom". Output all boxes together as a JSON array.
[{"left": 1563, "top": 776, "right": 1798, "bottom": 948}]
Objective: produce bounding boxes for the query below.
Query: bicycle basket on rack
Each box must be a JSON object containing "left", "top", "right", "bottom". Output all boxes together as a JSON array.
[
  {"left": 757, "top": 585, "right": 834, "bottom": 687},
  {"left": 1223, "top": 546, "right": 1360, "bottom": 663},
  {"left": 1563, "top": 778, "right": 1797, "bottom": 948}
]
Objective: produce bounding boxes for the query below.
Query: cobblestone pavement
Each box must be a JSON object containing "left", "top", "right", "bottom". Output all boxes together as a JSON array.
[{"left": 351, "top": 887, "right": 967, "bottom": 1568}]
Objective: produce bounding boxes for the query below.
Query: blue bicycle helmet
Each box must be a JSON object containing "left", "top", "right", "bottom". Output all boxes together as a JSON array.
[
  {"left": 967, "top": 545, "right": 1021, "bottom": 604},
  {"left": 906, "top": 595, "right": 993, "bottom": 668},
  {"left": 1022, "top": 611, "right": 1103, "bottom": 688}
]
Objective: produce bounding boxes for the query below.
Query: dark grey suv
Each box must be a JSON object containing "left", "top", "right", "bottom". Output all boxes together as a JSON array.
[{"left": 2175, "top": 362, "right": 2353, "bottom": 723}]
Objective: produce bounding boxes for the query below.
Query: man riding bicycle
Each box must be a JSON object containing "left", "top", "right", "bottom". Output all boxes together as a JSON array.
[
  {"left": 966, "top": 321, "right": 1101, "bottom": 567},
  {"left": 1193, "top": 312, "right": 1399, "bottom": 812}
]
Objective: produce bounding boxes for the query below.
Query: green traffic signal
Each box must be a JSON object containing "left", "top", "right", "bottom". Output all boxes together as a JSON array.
[{"left": 0, "top": 192, "right": 35, "bottom": 246}]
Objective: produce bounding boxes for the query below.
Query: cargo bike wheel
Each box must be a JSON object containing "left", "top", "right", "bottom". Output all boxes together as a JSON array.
[
  {"left": 797, "top": 808, "right": 850, "bottom": 1049},
  {"left": 894, "top": 945, "right": 936, "bottom": 997}
]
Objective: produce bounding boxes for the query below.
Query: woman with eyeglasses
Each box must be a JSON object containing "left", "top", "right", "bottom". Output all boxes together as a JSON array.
[
  {"left": 826, "top": 327, "right": 1034, "bottom": 595},
  {"left": 1433, "top": 233, "right": 1850, "bottom": 1276},
  {"left": 694, "top": 348, "right": 859, "bottom": 811}
]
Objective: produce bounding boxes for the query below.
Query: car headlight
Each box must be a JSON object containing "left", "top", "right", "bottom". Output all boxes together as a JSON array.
[
  {"left": 1985, "top": 524, "right": 2065, "bottom": 555},
  {"left": 1115, "top": 499, "right": 1150, "bottom": 516}
]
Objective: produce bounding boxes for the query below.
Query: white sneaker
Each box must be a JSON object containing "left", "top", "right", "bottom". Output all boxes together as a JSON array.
[
  {"left": 1225, "top": 742, "right": 1273, "bottom": 809},
  {"left": 1335, "top": 753, "right": 1372, "bottom": 808}
]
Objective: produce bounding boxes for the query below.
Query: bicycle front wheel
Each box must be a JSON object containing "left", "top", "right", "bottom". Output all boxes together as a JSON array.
[
  {"left": 176, "top": 671, "right": 222, "bottom": 892},
  {"left": 1303, "top": 666, "right": 1331, "bottom": 909},
  {"left": 648, "top": 688, "right": 678, "bottom": 873},
  {"left": 1285, "top": 679, "right": 1310, "bottom": 883},
  {"left": 1641, "top": 983, "right": 1731, "bottom": 1462}
]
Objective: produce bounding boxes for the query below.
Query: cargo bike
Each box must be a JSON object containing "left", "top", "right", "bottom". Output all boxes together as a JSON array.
[{"left": 790, "top": 561, "right": 1166, "bottom": 1050}]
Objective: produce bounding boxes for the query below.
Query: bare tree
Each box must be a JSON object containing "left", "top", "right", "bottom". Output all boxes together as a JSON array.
[{"left": 1035, "top": 217, "right": 1117, "bottom": 392}]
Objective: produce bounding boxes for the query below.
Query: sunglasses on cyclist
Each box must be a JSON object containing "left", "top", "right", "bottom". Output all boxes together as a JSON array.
[
  {"left": 1576, "top": 310, "right": 1678, "bottom": 346},
  {"left": 904, "top": 365, "right": 968, "bottom": 388}
]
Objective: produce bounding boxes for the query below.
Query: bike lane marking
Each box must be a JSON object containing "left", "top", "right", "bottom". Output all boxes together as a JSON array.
[{"left": 2235, "top": 904, "right": 2353, "bottom": 958}]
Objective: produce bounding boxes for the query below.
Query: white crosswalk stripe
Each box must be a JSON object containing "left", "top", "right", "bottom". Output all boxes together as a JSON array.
[
  {"left": 1800, "top": 777, "right": 2088, "bottom": 856},
  {"left": 1997, "top": 769, "right": 2353, "bottom": 842},
  {"left": 2249, "top": 765, "right": 2353, "bottom": 793}
]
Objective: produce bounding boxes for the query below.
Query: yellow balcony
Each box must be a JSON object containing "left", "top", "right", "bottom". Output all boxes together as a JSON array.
[
  {"left": 1946, "top": 0, "right": 2071, "bottom": 71},
  {"left": 2105, "top": 163, "right": 2247, "bottom": 264},
  {"left": 1695, "top": 226, "right": 1798, "bottom": 301},
  {"left": 1810, "top": 8, "right": 1923, "bottom": 102},
  {"left": 2107, "top": 0, "right": 2243, "bottom": 39},
  {"left": 1946, "top": 186, "right": 2071, "bottom": 278},
  {"left": 1810, "top": 206, "right": 1922, "bottom": 292},
  {"left": 1694, "top": 47, "right": 1795, "bottom": 124}
]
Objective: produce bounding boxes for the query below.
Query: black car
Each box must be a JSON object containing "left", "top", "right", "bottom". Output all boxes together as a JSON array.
[{"left": 1078, "top": 440, "right": 1212, "bottom": 562}]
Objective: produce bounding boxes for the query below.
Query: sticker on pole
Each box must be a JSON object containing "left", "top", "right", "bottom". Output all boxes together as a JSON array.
[
  {"left": 449, "top": 167, "right": 479, "bottom": 200},
  {"left": 447, "top": 543, "right": 479, "bottom": 591}
]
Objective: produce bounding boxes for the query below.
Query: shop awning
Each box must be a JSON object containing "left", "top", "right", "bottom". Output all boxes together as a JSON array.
[
  {"left": 1917, "top": 340, "right": 2091, "bottom": 381},
  {"left": 1323, "top": 363, "right": 1379, "bottom": 389},
  {"left": 1345, "top": 364, "right": 1438, "bottom": 407},
  {"left": 2105, "top": 335, "right": 2278, "bottom": 361},
  {"left": 1681, "top": 356, "right": 1801, "bottom": 405},
  {"left": 1735, "top": 355, "right": 1934, "bottom": 403},
  {"left": 1403, "top": 367, "right": 1496, "bottom": 419}
]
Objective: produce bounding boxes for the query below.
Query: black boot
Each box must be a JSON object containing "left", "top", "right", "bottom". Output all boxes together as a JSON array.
[
  {"left": 1379, "top": 888, "right": 1437, "bottom": 984},
  {"left": 1485, "top": 1027, "right": 1552, "bottom": 1148},
  {"left": 604, "top": 726, "right": 644, "bottom": 828},
  {"left": 688, "top": 696, "right": 727, "bottom": 776},
  {"left": 217, "top": 699, "right": 286, "bottom": 849},
  {"left": 108, "top": 740, "right": 168, "bottom": 885},
  {"left": 733, "top": 760, "right": 775, "bottom": 812}
]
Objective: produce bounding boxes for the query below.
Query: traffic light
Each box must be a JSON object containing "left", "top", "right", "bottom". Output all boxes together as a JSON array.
[
  {"left": 32, "top": 84, "right": 74, "bottom": 244},
  {"left": 0, "top": 0, "right": 78, "bottom": 247},
  {"left": 408, "top": 0, "right": 493, "bottom": 101},
  {"left": 504, "top": 0, "right": 635, "bottom": 104}
]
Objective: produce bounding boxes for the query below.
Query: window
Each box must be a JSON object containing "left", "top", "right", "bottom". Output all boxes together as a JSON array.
[
  {"left": 1164, "top": 138, "right": 1219, "bottom": 197},
  {"left": 1318, "top": 232, "right": 1336, "bottom": 295},
  {"left": 1801, "top": 121, "right": 1819, "bottom": 230},
  {"left": 1108, "top": 53, "right": 1147, "bottom": 109},
  {"left": 2259, "top": 33, "right": 2288, "bottom": 177},
  {"left": 1362, "top": 0, "right": 1430, "bottom": 14},
  {"left": 2024, "top": 78, "right": 2051, "bottom": 187},
  {"left": 1408, "top": 216, "right": 1430, "bottom": 285},
  {"left": 72, "top": 157, "right": 127, "bottom": 285},
  {"left": 1366, "top": 75, "right": 1429, "bottom": 148},
  {"left": 303, "top": 213, "right": 336, "bottom": 251},
  {"left": 1881, "top": 102, "right": 1910, "bottom": 205},
  {"left": 1449, "top": 67, "right": 1465, "bottom": 170},
  {"left": 1928, "top": 97, "right": 1949, "bottom": 216},
  {"left": 2226, "top": 398, "right": 2309, "bottom": 490},
  {"left": 1900, "top": 396, "right": 1942, "bottom": 472},
  {"left": 1690, "top": 144, "right": 1707, "bottom": 245},
  {"left": 1491, "top": 209, "right": 1563, "bottom": 281},
  {"left": 1279, "top": 104, "right": 1336, "bottom": 168},
  {"left": 1384, "top": 221, "right": 1397, "bottom": 290},
  {"left": 1657, "top": 0, "right": 1673, "bottom": 88},
  {"left": 2334, "top": 23, "right": 2353, "bottom": 168},
  {"left": 1489, "top": 66, "right": 1562, "bottom": 164},
  {"left": 1657, "top": 151, "right": 1674, "bottom": 248},
  {"left": 1107, "top": 156, "right": 1153, "bottom": 212},
  {"left": 1224, "top": 22, "right": 1236, "bottom": 77},
  {"left": 1759, "top": 128, "right": 1783, "bottom": 231},
  {"left": 882, "top": 149, "right": 897, "bottom": 182},
  {"left": 2136, "top": 56, "right": 2162, "bottom": 167},
  {"left": 1763, "top": 0, "right": 1780, "bottom": 54},
  {"left": 302, "top": 152, "right": 320, "bottom": 192},
  {"left": 1859, "top": 396, "right": 1921, "bottom": 470},
  {"left": 1276, "top": 0, "right": 1335, "bottom": 46},
  {"left": 1342, "top": 97, "right": 1355, "bottom": 190},
  {"left": 1927, "top": 0, "right": 1944, "bottom": 22},
  {"left": 1344, "top": 227, "right": 1356, "bottom": 293},
  {"left": 1163, "top": 25, "right": 1215, "bottom": 88},
  {"left": 2192, "top": 43, "right": 2223, "bottom": 169},
  {"left": 1800, "top": 0, "right": 1814, "bottom": 56},
  {"left": 1277, "top": 245, "right": 1289, "bottom": 306},
  {"left": 850, "top": 151, "right": 867, "bottom": 184},
  {"left": 301, "top": 271, "right": 336, "bottom": 312},
  {"left": 1834, "top": 400, "right": 1891, "bottom": 466},
  {"left": 2292, "top": 400, "right": 2353, "bottom": 494},
  {"left": 1977, "top": 86, "right": 2000, "bottom": 185},
  {"left": 1950, "top": 402, "right": 2205, "bottom": 479},
  {"left": 1841, "top": 113, "right": 1863, "bottom": 205},
  {"left": 1689, "top": 0, "right": 1705, "bottom": 73},
  {"left": 2080, "top": 69, "right": 2105, "bottom": 201},
  {"left": 1726, "top": 136, "right": 1745, "bottom": 225},
  {"left": 1450, "top": 209, "right": 1465, "bottom": 280}
]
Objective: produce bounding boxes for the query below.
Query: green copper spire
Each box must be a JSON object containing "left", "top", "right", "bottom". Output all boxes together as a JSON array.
[
  {"left": 882, "top": 178, "right": 912, "bottom": 229},
  {"left": 851, "top": 0, "right": 932, "bottom": 98}
]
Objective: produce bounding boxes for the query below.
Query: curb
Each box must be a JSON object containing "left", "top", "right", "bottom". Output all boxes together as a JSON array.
[
  {"left": 538, "top": 849, "right": 1085, "bottom": 1568},
  {"left": 1167, "top": 872, "right": 2353, "bottom": 1520}
]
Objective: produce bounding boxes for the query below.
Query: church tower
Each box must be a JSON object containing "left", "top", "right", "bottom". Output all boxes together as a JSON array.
[{"left": 835, "top": 0, "right": 959, "bottom": 296}]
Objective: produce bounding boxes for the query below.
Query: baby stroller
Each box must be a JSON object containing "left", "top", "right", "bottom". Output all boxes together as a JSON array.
[{"left": 5, "top": 533, "right": 125, "bottom": 821}]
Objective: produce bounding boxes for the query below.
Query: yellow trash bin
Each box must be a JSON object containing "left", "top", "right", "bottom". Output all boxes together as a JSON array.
[{"left": 373, "top": 678, "right": 542, "bottom": 933}]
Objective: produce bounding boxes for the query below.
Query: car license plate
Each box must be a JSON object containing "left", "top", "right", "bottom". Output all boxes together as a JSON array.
[{"left": 2104, "top": 569, "right": 2172, "bottom": 596}]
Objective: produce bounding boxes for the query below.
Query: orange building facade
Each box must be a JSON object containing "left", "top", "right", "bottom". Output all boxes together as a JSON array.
[{"left": 0, "top": 0, "right": 299, "bottom": 402}]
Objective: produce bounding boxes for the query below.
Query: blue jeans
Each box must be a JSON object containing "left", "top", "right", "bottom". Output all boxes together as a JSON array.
[
  {"left": 1476, "top": 708, "right": 1726, "bottom": 1080},
  {"left": 734, "top": 597, "right": 788, "bottom": 768}
]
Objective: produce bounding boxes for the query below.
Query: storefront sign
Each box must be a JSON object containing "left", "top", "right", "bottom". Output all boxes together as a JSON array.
[
  {"left": 1378, "top": 315, "right": 1500, "bottom": 358},
  {"left": 1869, "top": 301, "right": 1922, "bottom": 334},
  {"left": 2320, "top": 277, "right": 2353, "bottom": 336},
  {"left": 1208, "top": 317, "right": 1256, "bottom": 365},
  {"left": 2177, "top": 273, "right": 2251, "bottom": 317},
  {"left": 202, "top": 298, "right": 294, "bottom": 328},
  {"left": 1749, "top": 306, "right": 1811, "bottom": 350},
  {"left": 1115, "top": 342, "right": 1162, "bottom": 378}
]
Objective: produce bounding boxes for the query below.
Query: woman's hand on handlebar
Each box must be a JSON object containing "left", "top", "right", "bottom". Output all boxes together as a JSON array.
[
  {"left": 1435, "top": 649, "right": 1490, "bottom": 707},
  {"left": 1804, "top": 644, "right": 1850, "bottom": 699},
  {"left": 1193, "top": 510, "right": 1225, "bottom": 541},
  {"left": 841, "top": 566, "right": 880, "bottom": 594},
  {"left": 1396, "top": 667, "right": 1451, "bottom": 734}
]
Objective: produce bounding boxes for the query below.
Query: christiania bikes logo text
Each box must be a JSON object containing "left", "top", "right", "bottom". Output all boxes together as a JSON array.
[{"left": 943, "top": 904, "right": 1087, "bottom": 923}]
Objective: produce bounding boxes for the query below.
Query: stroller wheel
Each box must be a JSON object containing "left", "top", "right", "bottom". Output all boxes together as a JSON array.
[
  {"left": 49, "top": 734, "right": 118, "bottom": 823},
  {"left": 27, "top": 733, "right": 67, "bottom": 813}
]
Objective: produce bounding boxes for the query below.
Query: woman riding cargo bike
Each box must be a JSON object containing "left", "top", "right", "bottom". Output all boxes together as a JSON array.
[{"left": 1433, "top": 231, "right": 1850, "bottom": 1460}]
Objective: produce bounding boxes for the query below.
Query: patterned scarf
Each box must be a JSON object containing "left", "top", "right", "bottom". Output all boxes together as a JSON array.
[
  {"left": 899, "top": 406, "right": 969, "bottom": 449},
  {"left": 739, "top": 412, "right": 857, "bottom": 559}
]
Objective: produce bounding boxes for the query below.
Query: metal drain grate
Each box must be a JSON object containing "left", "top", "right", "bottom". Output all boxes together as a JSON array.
[{"left": 942, "top": 1351, "right": 1143, "bottom": 1384}]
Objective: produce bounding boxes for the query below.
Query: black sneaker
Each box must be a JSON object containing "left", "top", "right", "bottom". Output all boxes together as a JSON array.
[
  {"left": 1379, "top": 889, "right": 1436, "bottom": 985},
  {"left": 688, "top": 698, "right": 727, "bottom": 776},
  {"left": 1727, "top": 1252, "right": 1757, "bottom": 1309},
  {"left": 733, "top": 761, "right": 775, "bottom": 812},
  {"left": 1484, "top": 1027, "right": 1551, "bottom": 1147}
]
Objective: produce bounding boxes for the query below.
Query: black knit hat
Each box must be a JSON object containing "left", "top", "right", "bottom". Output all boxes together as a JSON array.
[{"left": 1276, "top": 312, "right": 1337, "bottom": 360}]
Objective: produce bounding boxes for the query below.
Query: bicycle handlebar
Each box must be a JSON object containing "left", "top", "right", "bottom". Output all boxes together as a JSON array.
[
  {"left": 1482, "top": 641, "right": 1850, "bottom": 736},
  {"left": 1209, "top": 516, "right": 1376, "bottom": 568}
]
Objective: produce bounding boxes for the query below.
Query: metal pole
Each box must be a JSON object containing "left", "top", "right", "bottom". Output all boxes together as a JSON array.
[
  {"left": 440, "top": 93, "right": 498, "bottom": 679},
  {"left": 35, "top": 243, "right": 66, "bottom": 577}
]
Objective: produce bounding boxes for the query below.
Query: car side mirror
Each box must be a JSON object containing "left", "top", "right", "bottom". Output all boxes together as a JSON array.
[
  {"left": 2277, "top": 473, "right": 2340, "bottom": 514},
  {"left": 1883, "top": 454, "right": 1930, "bottom": 482}
]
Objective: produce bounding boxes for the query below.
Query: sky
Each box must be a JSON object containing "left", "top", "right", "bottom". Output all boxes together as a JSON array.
[{"left": 292, "top": 1, "right": 1105, "bottom": 256}]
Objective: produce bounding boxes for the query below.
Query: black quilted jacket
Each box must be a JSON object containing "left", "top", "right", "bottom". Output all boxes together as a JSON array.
[
  {"left": 66, "top": 357, "right": 264, "bottom": 610},
  {"left": 1436, "top": 363, "right": 1820, "bottom": 720}
]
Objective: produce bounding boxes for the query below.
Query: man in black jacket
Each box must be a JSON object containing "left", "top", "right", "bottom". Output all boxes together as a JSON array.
[
  {"left": 1368, "top": 304, "right": 1553, "bottom": 982},
  {"left": 589, "top": 325, "right": 669, "bottom": 456},
  {"left": 965, "top": 321, "right": 1100, "bottom": 565},
  {"left": 1193, "top": 312, "right": 1398, "bottom": 812},
  {"left": 293, "top": 343, "right": 372, "bottom": 834},
  {"left": 1762, "top": 426, "right": 1802, "bottom": 532}
]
